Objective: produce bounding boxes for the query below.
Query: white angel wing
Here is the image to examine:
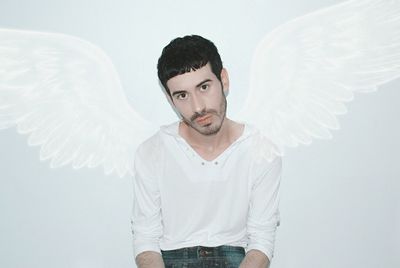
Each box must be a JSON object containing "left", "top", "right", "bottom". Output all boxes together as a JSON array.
[
  {"left": 0, "top": 28, "right": 157, "bottom": 178},
  {"left": 236, "top": 0, "right": 400, "bottom": 160}
]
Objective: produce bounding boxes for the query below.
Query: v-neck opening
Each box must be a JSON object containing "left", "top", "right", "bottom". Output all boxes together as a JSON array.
[{"left": 175, "top": 122, "right": 249, "bottom": 164}]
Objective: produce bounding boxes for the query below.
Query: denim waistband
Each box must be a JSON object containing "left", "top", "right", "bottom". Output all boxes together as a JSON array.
[{"left": 161, "top": 245, "right": 245, "bottom": 260}]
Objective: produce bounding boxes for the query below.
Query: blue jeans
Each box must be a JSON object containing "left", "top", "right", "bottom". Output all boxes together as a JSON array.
[{"left": 161, "top": 245, "right": 245, "bottom": 268}]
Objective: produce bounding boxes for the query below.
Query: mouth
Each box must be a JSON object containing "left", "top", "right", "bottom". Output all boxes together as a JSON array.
[{"left": 195, "top": 114, "right": 212, "bottom": 124}]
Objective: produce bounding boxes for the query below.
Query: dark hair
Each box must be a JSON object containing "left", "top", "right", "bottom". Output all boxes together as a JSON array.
[{"left": 157, "top": 35, "right": 223, "bottom": 96}]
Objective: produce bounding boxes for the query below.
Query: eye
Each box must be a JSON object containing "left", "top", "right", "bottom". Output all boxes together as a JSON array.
[
  {"left": 177, "top": 93, "right": 188, "bottom": 100},
  {"left": 200, "top": 84, "right": 209, "bottom": 91}
]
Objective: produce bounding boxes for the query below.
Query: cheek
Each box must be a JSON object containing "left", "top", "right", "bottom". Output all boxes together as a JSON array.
[
  {"left": 211, "top": 92, "right": 224, "bottom": 106},
  {"left": 175, "top": 103, "right": 191, "bottom": 115}
]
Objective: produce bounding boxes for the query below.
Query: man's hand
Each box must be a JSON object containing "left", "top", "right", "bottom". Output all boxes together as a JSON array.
[
  {"left": 239, "top": 249, "right": 270, "bottom": 268},
  {"left": 135, "top": 251, "right": 165, "bottom": 268}
]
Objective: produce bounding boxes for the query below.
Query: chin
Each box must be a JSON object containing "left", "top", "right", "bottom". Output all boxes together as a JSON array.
[{"left": 199, "top": 123, "right": 223, "bottom": 136}]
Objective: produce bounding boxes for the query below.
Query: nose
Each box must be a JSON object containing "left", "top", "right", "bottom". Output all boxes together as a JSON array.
[{"left": 191, "top": 92, "right": 205, "bottom": 113}]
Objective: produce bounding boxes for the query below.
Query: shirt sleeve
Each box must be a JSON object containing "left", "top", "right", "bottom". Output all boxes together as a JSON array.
[
  {"left": 246, "top": 155, "right": 282, "bottom": 262},
  {"left": 130, "top": 147, "right": 163, "bottom": 259}
]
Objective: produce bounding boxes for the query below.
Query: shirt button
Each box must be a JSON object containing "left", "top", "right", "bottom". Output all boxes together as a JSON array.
[
  {"left": 214, "top": 161, "right": 218, "bottom": 165},
  {"left": 201, "top": 162, "right": 205, "bottom": 165}
]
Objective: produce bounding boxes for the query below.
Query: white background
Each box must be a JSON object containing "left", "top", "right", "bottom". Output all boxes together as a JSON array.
[{"left": 0, "top": 0, "right": 399, "bottom": 267}]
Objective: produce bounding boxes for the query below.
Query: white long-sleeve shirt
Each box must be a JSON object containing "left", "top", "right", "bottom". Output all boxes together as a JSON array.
[{"left": 131, "top": 121, "right": 282, "bottom": 261}]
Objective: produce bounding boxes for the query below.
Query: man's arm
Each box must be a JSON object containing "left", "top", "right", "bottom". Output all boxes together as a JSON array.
[
  {"left": 136, "top": 251, "right": 165, "bottom": 268},
  {"left": 239, "top": 249, "right": 270, "bottom": 268},
  {"left": 243, "top": 155, "right": 282, "bottom": 267},
  {"left": 131, "top": 146, "right": 164, "bottom": 267}
]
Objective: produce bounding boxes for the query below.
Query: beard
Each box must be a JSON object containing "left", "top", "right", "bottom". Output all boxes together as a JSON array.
[{"left": 181, "top": 93, "right": 227, "bottom": 136}]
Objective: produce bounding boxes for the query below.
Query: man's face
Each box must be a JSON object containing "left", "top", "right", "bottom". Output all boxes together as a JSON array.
[{"left": 166, "top": 63, "right": 229, "bottom": 136}]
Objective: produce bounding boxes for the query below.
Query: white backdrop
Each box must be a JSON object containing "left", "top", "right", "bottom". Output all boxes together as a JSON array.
[{"left": 0, "top": 0, "right": 399, "bottom": 267}]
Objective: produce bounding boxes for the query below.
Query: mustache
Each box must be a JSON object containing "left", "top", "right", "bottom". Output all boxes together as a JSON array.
[{"left": 191, "top": 110, "right": 217, "bottom": 121}]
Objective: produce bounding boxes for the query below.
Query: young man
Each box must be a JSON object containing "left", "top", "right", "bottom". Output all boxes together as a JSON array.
[{"left": 131, "top": 35, "right": 282, "bottom": 268}]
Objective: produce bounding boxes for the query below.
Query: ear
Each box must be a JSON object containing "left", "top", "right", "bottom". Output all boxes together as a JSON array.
[{"left": 220, "top": 68, "right": 229, "bottom": 96}]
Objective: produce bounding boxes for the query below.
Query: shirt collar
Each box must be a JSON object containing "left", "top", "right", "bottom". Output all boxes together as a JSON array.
[{"left": 160, "top": 120, "right": 255, "bottom": 142}]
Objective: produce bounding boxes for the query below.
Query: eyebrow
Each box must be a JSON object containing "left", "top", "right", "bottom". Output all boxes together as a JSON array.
[
  {"left": 171, "top": 79, "right": 212, "bottom": 97},
  {"left": 195, "top": 79, "right": 212, "bottom": 88}
]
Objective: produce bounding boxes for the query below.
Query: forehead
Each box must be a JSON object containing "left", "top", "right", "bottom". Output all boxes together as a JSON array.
[{"left": 166, "top": 63, "right": 216, "bottom": 92}]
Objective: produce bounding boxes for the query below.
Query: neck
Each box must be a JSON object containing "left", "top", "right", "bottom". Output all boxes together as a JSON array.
[{"left": 179, "top": 118, "right": 234, "bottom": 152}]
